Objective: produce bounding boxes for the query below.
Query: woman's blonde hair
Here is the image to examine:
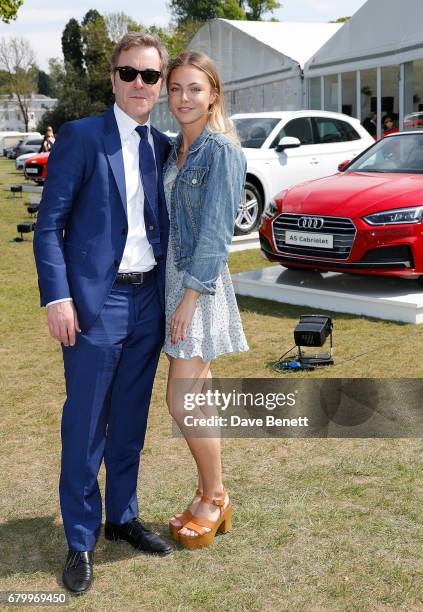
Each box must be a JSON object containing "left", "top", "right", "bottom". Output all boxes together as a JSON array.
[{"left": 166, "top": 51, "right": 239, "bottom": 145}]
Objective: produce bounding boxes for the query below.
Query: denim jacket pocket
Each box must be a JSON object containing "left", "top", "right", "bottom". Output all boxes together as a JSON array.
[
  {"left": 179, "top": 166, "right": 208, "bottom": 187},
  {"left": 179, "top": 166, "right": 208, "bottom": 208}
]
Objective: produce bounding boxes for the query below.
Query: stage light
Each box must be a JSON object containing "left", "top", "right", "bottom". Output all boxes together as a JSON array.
[
  {"left": 294, "top": 314, "right": 334, "bottom": 367},
  {"left": 294, "top": 315, "right": 332, "bottom": 347}
]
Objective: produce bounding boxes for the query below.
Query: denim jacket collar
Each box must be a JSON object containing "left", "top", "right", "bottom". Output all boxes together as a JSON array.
[{"left": 171, "top": 127, "right": 212, "bottom": 160}]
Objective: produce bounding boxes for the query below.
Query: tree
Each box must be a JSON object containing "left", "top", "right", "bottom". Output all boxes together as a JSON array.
[
  {"left": 81, "top": 9, "right": 114, "bottom": 109},
  {"left": 46, "top": 57, "right": 64, "bottom": 98},
  {"left": 37, "top": 69, "right": 52, "bottom": 96},
  {"left": 105, "top": 12, "right": 142, "bottom": 42},
  {"left": 0, "top": 68, "right": 10, "bottom": 92},
  {"left": 169, "top": 0, "right": 281, "bottom": 24},
  {"left": 329, "top": 16, "right": 351, "bottom": 23},
  {"left": 169, "top": 0, "right": 220, "bottom": 24},
  {"left": 62, "top": 18, "right": 84, "bottom": 73},
  {"left": 40, "top": 11, "right": 116, "bottom": 131},
  {"left": 244, "top": 0, "right": 281, "bottom": 20},
  {"left": 145, "top": 22, "right": 196, "bottom": 59},
  {"left": 0, "top": 36, "right": 36, "bottom": 130},
  {"left": 81, "top": 9, "right": 103, "bottom": 27},
  {"left": 0, "top": 0, "right": 23, "bottom": 23},
  {"left": 38, "top": 67, "right": 93, "bottom": 133},
  {"left": 216, "top": 0, "right": 245, "bottom": 19}
]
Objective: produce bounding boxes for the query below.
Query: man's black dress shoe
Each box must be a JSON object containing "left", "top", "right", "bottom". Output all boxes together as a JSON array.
[
  {"left": 62, "top": 550, "right": 93, "bottom": 595},
  {"left": 104, "top": 518, "right": 173, "bottom": 555}
]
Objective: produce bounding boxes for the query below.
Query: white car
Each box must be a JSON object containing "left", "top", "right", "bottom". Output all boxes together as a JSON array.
[
  {"left": 231, "top": 111, "right": 375, "bottom": 234},
  {"left": 15, "top": 152, "right": 36, "bottom": 170}
]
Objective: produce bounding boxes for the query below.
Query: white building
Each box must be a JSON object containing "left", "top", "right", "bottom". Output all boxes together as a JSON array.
[
  {"left": 304, "top": 0, "right": 423, "bottom": 139},
  {"left": 0, "top": 94, "right": 57, "bottom": 131},
  {"left": 151, "top": 19, "right": 341, "bottom": 131}
]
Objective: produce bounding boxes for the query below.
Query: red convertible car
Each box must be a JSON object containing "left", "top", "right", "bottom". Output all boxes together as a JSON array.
[
  {"left": 24, "top": 151, "right": 49, "bottom": 184},
  {"left": 259, "top": 132, "right": 423, "bottom": 283}
]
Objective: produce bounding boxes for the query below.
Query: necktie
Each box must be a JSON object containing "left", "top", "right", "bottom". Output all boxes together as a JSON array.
[{"left": 135, "top": 125, "right": 158, "bottom": 219}]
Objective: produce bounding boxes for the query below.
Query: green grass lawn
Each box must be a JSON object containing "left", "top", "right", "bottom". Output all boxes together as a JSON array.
[{"left": 0, "top": 157, "right": 422, "bottom": 611}]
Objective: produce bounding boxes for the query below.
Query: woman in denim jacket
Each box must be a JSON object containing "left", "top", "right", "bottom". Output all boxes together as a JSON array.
[{"left": 164, "top": 51, "right": 248, "bottom": 549}]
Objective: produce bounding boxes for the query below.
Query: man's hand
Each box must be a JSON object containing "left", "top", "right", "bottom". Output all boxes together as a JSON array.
[{"left": 47, "top": 301, "right": 81, "bottom": 346}]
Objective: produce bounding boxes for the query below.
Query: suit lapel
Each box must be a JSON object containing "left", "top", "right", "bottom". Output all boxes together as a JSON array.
[
  {"left": 103, "top": 106, "right": 127, "bottom": 217},
  {"left": 152, "top": 129, "right": 165, "bottom": 218}
]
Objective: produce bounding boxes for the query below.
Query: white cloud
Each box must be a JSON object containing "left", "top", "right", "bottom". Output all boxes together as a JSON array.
[
  {"left": 0, "top": 29, "right": 62, "bottom": 67},
  {"left": 305, "top": 0, "right": 338, "bottom": 14},
  {"left": 143, "top": 14, "right": 170, "bottom": 28},
  {"left": 6, "top": 7, "right": 76, "bottom": 26}
]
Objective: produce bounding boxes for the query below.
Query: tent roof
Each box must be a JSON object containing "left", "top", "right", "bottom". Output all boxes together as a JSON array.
[
  {"left": 305, "top": 0, "right": 423, "bottom": 74},
  {"left": 222, "top": 20, "right": 342, "bottom": 69}
]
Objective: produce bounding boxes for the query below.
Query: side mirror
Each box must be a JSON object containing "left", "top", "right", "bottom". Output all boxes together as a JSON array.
[
  {"left": 338, "top": 160, "right": 351, "bottom": 172},
  {"left": 276, "top": 136, "right": 301, "bottom": 152}
]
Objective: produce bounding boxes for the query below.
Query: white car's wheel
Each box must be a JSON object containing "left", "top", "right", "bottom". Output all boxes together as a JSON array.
[{"left": 235, "top": 181, "right": 263, "bottom": 235}]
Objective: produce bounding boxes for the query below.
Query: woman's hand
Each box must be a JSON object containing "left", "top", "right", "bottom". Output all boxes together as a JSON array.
[{"left": 171, "top": 288, "right": 200, "bottom": 343}]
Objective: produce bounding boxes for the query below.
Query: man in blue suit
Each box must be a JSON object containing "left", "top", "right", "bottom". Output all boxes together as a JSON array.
[{"left": 34, "top": 32, "right": 173, "bottom": 594}]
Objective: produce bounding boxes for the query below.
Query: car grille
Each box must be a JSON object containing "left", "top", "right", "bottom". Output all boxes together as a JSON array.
[
  {"left": 25, "top": 164, "right": 43, "bottom": 177},
  {"left": 272, "top": 213, "right": 356, "bottom": 260}
]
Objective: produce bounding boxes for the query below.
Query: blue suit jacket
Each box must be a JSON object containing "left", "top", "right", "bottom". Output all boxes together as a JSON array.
[{"left": 33, "top": 106, "right": 171, "bottom": 331}]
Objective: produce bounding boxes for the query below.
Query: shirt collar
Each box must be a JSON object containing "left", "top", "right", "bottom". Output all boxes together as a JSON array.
[{"left": 113, "top": 102, "right": 151, "bottom": 142}]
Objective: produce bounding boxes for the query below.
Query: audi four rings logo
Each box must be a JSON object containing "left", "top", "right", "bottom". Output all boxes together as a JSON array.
[{"left": 298, "top": 216, "right": 324, "bottom": 230}]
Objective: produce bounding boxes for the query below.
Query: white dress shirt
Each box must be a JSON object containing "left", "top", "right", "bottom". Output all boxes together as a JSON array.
[
  {"left": 114, "top": 102, "right": 156, "bottom": 273},
  {"left": 48, "top": 102, "right": 157, "bottom": 307}
]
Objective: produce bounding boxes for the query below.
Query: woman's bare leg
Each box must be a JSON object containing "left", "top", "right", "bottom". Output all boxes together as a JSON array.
[{"left": 166, "top": 356, "right": 229, "bottom": 536}]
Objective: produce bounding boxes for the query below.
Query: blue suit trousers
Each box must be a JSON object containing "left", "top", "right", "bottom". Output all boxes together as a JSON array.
[{"left": 60, "top": 276, "right": 164, "bottom": 551}]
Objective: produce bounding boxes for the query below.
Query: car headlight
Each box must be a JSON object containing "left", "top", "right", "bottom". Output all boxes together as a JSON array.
[
  {"left": 262, "top": 189, "right": 288, "bottom": 219},
  {"left": 263, "top": 199, "right": 279, "bottom": 218},
  {"left": 363, "top": 206, "right": 423, "bottom": 225}
]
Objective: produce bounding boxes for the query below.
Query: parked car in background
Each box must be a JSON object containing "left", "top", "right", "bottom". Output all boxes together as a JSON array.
[
  {"left": 259, "top": 131, "right": 423, "bottom": 284},
  {"left": 404, "top": 112, "right": 423, "bottom": 131},
  {"left": 5, "top": 142, "right": 22, "bottom": 158},
  {"left": 15, "top": 152, "right": 37, "bottom": 170},
  {"left": 231, "top": 111, "right": 374, "bottom": 234},
  {"left": 24, "top": 151, "right": 49, "bottom": 184},
  {"left": 0, "top": 132, "right": 30, "bottom": 155},
  {"left": 13, "top": 135, "right": 44, "bottom": 158}
]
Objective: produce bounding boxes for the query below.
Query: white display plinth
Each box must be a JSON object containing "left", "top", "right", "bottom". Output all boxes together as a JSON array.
[
  {"left": 229, "top": 232, "right": 260, "bottom": 252},
  {"left": 232, "top": 265, "right": 423, "bottom": 324},
  {"left": 8, "top": 184, "right": 43, "bottom": 194}
]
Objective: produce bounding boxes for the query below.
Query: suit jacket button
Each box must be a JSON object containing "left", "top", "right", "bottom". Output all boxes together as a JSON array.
[
  {"left": 114, "top": 259, "right": 119, "bottom": 267},
  {"left": 192, "top": 178, "right": 197, "bottom": 185},
  {"left": 149, "top": 225, "right": 154, "bottom": 231},
  {"left": 121, "top": 228, "right": 127, "bottom": 235}
]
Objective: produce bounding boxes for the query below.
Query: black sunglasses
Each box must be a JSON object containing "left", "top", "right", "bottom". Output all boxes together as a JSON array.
[{"left": 114, "top": 66, "right": 162, "bottom": 85}]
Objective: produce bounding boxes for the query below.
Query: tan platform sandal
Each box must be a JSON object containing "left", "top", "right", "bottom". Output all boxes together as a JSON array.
[
  {"left": 168, "top": 488, "right": 202, "bottom": 540},
  {"left": 177, "top": 488, "right": 232, "bottom": 550}
]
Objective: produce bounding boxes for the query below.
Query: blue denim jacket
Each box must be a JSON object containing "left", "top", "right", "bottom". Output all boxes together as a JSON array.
[{"left": 164, "top": 128, "right": 247, "bottom": 295}]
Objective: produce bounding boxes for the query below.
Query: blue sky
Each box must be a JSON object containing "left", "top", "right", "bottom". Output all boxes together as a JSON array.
[{"left": 0, "top": 0, "right": 367, "bottom": 70}]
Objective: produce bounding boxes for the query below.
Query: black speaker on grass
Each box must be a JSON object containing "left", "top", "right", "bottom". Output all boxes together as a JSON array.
[
  {"left": 294, "top": 315, "right": 334, "bottom": 367},
  {"left": 14, "top": 221, "right": 35, "bottom": 242}
]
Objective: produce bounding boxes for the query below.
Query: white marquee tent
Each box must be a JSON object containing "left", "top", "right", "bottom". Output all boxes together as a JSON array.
[
  {"left": 305, "top": 0, "right": 423, "bottom": 75},
  {"left": 304, "top": 0, "right": 423, "bottom": 137},
  {"left": 152, "top": 19, "right": 341, "bottom": 131}
]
